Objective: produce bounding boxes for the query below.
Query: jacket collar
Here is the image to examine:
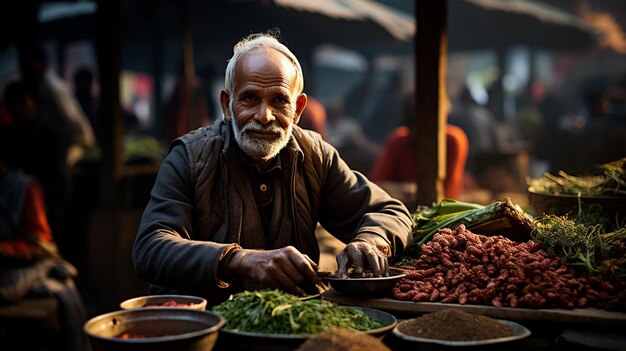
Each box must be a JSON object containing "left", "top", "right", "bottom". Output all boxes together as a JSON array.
[
  {"left": 221, "top": 118, "right": 234, "bottom": 154},
  {"left": 285, "top": 127, "right": 304, "bottom": 164}
]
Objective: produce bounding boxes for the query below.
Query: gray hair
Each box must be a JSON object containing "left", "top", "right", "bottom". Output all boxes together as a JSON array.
[{"left": 224, "top": 31, "right": 304, "bottom": 99}]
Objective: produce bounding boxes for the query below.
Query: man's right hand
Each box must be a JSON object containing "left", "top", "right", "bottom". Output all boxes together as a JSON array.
[{"left": 227, "top": 246, "right": 318, "bottom": 296}]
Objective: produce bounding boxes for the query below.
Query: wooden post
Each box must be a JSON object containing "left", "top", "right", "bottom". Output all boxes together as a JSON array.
[
  {"left": 180, "top": 0, "right": 197, "bottom": 132},
  {"left": 152, "top": 34, "right": 164, "bottom": 140},
  {"left": 90, "top": 0, "right": 131, "bottom": 313},
  {"left": 96, "top": 0, "right": 123, "bottom": 210},
  {"left": 414, "top": 1, "right": 447, "bottom": 206}
]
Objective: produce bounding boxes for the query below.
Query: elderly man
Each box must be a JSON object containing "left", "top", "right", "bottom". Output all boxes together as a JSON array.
[{"left": 132, "top": 32, "right": 412, "bottom": 306}]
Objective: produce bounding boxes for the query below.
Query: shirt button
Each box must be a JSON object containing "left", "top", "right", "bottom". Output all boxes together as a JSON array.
[{"left": 260, "top": 184, "right": 268, "bottom": 192}]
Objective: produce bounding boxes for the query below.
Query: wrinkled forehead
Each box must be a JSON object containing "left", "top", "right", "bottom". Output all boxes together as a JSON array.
[{"left": 235, "top": 48, "right": 299, "bottom": 88}]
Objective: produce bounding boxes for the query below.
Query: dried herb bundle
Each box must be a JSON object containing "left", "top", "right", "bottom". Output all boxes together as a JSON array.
[{"left": 528, "top": 157, "right": 626, "bottom": 197}]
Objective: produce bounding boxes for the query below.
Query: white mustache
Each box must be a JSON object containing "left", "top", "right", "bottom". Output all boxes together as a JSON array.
[{"left": 241, "top": 121, "right": 282, "bottom": 134}]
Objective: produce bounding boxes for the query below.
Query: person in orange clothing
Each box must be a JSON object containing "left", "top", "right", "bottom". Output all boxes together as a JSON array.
[
  {"left": 298, "top": 95, "right": 328, "bottom": 140},
  {"left": 0, "top": 132, "right": 59, "bottom": 266},
  {"left": 0, "top": 127, "right": 90, "bottom": 351},
  {"left": 0, "top": 167, "right": 59, "bottom": 264},
  {"left": 0, "top": 126, "right": 62, "bottom": 298},
  {"left": 369, "top": 124, "right": 469, "bottom": 199}
]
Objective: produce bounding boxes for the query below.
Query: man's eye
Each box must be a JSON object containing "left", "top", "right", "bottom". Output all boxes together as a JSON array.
[
  {"left": 274, "top": 96, "right": 289, "bottom": 104},
  {"left": 241, "top": 95, "right": 258, "bottom": 103}
]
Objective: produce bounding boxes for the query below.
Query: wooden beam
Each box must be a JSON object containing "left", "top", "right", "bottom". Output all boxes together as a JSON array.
[{"left": 414, "top": 1, "right": 447, "bottom": 206}]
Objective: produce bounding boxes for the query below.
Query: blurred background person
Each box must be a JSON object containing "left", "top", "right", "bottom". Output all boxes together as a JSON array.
[
  {"left": 370, "top": 97, "right": 469, "bottom": 202},
  {"left": 18, "top": 45, "right": 96, "bottom": 166},
  {"left": 298, "top": 95, "right": 328, "bottom": 140},
  {"left": 0, "top": 127, "right": 89, "bottom": 351},
  {"left": 369, "top": 125, "right": 469, "bottom": 200},
  {"left": 73, "top": 66, "right": 100, "bottom": 144},
  {"left": 343, "top": 73, "right": 374, "bottom": 122},
  {"left": 163, "top": 64, "right": 216, "bottom": 144},
  {"left": 3, "top": 80, "right": 69, "bottom": 248},
  {"left": 449, "top": 87, "right": 499, "bottom": 159},
  {"left": 326, "top": 97, "right": 381, "bottom": 174},
  {"left": 361, "top": 70, "right": 410, "bottom": 145}
]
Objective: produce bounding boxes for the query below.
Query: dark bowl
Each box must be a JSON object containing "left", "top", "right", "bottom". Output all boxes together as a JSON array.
[
  {"left": 84, "top": 307, "right": 224, "bottom": 351},
  {"left": 120, "top": 294, "right": 207, "bottom": 310},
  {"left": 215, "top": 306, "right": 397, "bottom": 351},
  {"left": 393, "top": 318, "right": 531, "bottom": 347},
  {"left": 322, "top": 267, "right": 406, "bottom": 296}
]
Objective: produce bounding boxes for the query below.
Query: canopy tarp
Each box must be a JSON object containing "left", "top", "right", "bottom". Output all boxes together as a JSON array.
[{"left": 448, "top": 0, "right": 598, "bottom": 51}]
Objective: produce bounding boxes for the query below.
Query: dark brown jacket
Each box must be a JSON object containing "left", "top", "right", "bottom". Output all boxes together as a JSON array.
[{"left": 132, "top": 119, "right": 412, "bottom": 305}]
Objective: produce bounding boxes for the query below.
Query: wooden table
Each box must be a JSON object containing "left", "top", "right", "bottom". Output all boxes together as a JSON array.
[
  {"left": 322, "top": 288, "right": 626, "bottom": 350},
  {"left": 322, "top": 289, "right": 626, "bottom": 327},
  {"left": 0, "top": 297, "right": 61, "bottom": 350}
]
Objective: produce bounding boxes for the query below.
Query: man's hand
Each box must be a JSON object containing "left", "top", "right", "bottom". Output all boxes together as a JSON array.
[
  {"left": 336, "top": 236, "right": 390, "bottom": 279},
  {"left": 227, "top": 246, "right": 318, "bottom": 296}
]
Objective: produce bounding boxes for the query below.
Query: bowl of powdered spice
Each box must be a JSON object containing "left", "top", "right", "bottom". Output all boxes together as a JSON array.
[
  {"left": 393, "top": 309, "right": 530, "bottom": 346},
  {"left": 295, "top": 328, "right": 390, "bottom": 351}
]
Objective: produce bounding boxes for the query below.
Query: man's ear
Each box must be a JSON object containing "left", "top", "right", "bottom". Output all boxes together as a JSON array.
[
  {"left": 293, "top": 93, "right": 308, "bottom": 125},
  {"left": 220, "top": 90, "right": 231, "bottom": 120}
]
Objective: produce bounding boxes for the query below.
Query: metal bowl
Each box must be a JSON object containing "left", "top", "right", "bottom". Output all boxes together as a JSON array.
[
  {"left": 84, "top": 307, "right": 224, "bottom": 351},
  {"left": 215, "top": 306, "right": 397, "bottom": 351},
  {"left": 393, "top": 318, "right": 531, "bottom": 347},
  {"left": 120, "top": 294, "right": 207, "bottom": 310},
  {"left": 322, "top": 267, "right": 406, "bottom": 296}
]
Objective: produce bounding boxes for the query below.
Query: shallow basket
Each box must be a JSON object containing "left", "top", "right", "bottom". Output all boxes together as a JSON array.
[{"left": 527, "top": 189, "right": 626, "bottom": 222}]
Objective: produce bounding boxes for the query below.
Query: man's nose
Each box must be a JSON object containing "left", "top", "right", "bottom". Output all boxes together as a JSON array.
[{"left": 254, "top": 103, "right": 275, "bottom": 124}]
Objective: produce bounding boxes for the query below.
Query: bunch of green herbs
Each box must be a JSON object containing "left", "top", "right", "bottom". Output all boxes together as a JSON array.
[
  {"left": 212, "top": 290, "right": 381, "bottom": 335},
  {"left": 531, "top": 214, "right": 626, "bottom": 276}
]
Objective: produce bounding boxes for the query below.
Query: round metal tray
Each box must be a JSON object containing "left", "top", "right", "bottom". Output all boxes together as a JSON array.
[
  {"left": 393, "top": 319, "right": 531, "bottom": 346},
  {"left": 322, "top": 268, "right": 406, "bottom": 296},
  {"left": 215, "top": 306, "right": 397, "bottom": 351}
]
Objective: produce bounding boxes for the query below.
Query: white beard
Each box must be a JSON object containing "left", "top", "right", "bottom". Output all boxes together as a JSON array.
[{"left": 229, "top": 110, "right": 293, "bottom": 162}]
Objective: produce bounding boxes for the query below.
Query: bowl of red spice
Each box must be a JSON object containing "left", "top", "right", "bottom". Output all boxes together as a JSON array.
[
  {"left": 393, "top": 309, "right": 530, "bottom": 347},
  {"left": 84, "top": 307, "right": 224, "bottom": 351},
  {"left": 120, "top": 294, "right": 207, "bottom": 310}
]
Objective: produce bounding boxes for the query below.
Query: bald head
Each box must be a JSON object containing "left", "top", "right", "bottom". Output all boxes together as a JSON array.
[{"left": 224, "top": 32, "right": 304, "bottom": 101}]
